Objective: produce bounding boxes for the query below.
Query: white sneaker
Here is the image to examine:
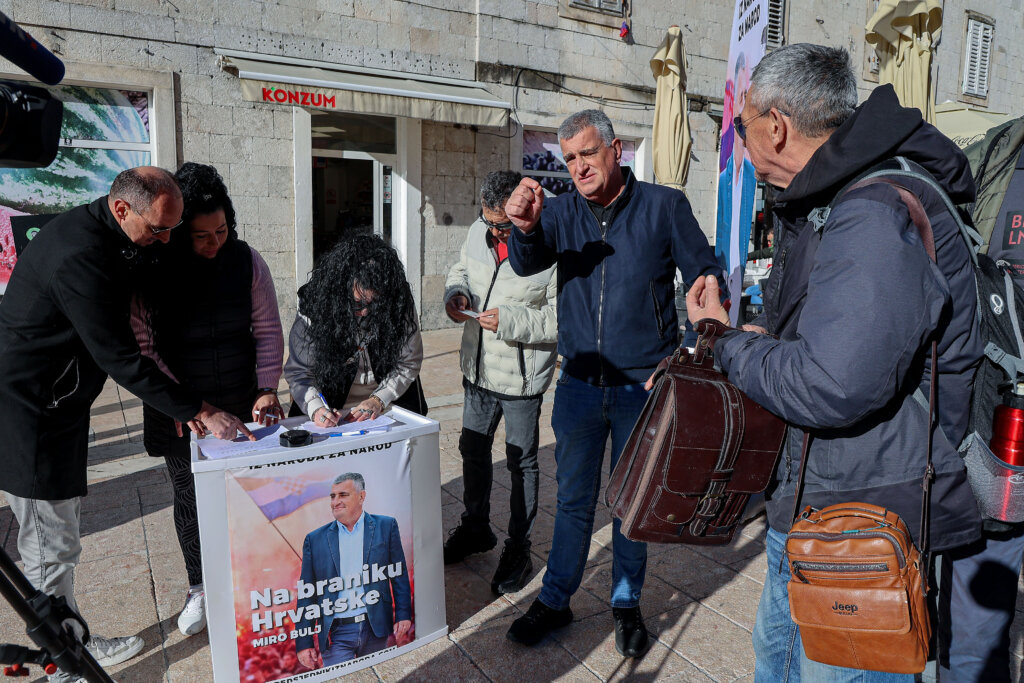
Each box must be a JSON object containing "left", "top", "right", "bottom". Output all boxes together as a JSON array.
[
  {"left": 47, "top": 672, "right": 86, "bottom": 683},
  {"left": 177, "top": 588, "right": 207, "bottom": 636},
  {"left": 84, "top": 634, "right": 144, "bottom": 667}
]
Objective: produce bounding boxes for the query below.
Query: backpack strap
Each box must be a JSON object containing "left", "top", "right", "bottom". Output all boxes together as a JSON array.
[
  {"left": 806, "top": 157, "right": 985, "bottom": 266},
  {"left": 984, "top": 268, "right": 1024, "bottom": 379}
]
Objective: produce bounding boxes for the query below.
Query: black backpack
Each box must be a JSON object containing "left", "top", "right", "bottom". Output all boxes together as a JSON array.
[{"left": 811, "top": 157, "right": 1024, "bottom": 525}]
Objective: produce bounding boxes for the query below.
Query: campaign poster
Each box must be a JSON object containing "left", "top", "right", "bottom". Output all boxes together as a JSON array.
[
  {"left": 225, "top": 440, "right": 415, "bottom": 681},
  {"left": 716, "top": 0, "right": 768, "bottom": 324}
]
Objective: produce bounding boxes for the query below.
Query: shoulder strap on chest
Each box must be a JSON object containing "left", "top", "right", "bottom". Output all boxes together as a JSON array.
[{"left": 806, "top": 157, "right": 984, "bottom": 268}]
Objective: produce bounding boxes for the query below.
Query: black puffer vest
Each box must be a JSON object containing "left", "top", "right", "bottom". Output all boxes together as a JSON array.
[{"left": 144, "top": 240, "right": 256, "bottom": 454}]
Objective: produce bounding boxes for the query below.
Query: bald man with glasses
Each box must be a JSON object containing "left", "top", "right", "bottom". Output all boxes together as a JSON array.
[{"left": 0, "top": 166, "right": 250, "bottom": 682}]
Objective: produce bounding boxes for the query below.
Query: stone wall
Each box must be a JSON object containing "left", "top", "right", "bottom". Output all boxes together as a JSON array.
[{"left": 4, "top": 0, "right": 1024, "bottom": 334}]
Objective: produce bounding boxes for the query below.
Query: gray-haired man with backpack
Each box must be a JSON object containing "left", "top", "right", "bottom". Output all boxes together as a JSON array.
[{"left": 681, "top": 43, "right": 983, "bottom": 681}]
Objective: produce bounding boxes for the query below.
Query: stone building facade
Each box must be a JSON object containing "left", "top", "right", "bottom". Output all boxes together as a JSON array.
[{"left": 1, "top": 0, "right": 1021, "bottom": 331}]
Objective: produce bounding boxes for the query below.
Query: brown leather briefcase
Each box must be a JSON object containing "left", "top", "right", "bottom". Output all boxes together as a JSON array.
[{"left": 606, "top": 320, "right": 787, "bottom": 545}]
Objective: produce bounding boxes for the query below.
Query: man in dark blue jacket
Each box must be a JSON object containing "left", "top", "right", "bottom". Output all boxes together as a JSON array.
[
  {"left": 503, "top": 109, "right": 722, "bottom": 657},
  {"left": 684, "top": 44, "right": 982, "bottom": 681}
]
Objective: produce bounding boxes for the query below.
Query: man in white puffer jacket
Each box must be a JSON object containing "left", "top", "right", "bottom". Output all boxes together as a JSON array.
[{"left": 442, "top": 170, "right": 558, "bottom": 594}]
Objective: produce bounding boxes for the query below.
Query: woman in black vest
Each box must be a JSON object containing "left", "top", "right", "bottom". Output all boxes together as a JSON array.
[
  {"left": 284, "top": 234, "right": 426, "bottom": 426},
  {"left": 133, "top": 162, "right": 284, "bottom": 637}
]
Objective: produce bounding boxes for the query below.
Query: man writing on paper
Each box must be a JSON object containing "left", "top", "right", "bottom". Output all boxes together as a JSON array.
[
  {"left": 0, "top": 166, "right": 251, "bottom": 681},
  {"left": 295, "top": 472, "right": 412, "bottom": 668},
  {"left": 441, "top": 170, "right": 557, "bottom": 595}
]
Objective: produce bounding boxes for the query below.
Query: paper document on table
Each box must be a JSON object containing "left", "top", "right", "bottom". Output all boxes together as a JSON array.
[
  {"left": 197, "top": 423, "right": 284, "bottom": 460},
  {"left": 300, "top": 415, "right": 396, "bottom": 436}
]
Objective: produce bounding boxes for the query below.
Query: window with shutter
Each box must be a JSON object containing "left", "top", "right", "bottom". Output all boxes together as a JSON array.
[
  {"left": 766, "top": 0, "right": 785, "bottom": 49},
  {"left": 568, "top": 0, "right": 623, "bottom": 16},
  {"left": 961, "top": 17, "right": 994, "bottom": 99}
]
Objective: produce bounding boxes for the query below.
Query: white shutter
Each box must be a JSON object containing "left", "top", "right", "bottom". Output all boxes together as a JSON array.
[
  {"left": 766, "top": 0, "right": 785, "bottom": 49},
  {"left": 962, "top": 18, "right": 994, "bottom": 98}
]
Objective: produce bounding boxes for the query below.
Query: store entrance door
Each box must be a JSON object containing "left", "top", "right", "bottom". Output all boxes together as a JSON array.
[{"left": 311, "top": 153, "right": 394, "bottom": 261}]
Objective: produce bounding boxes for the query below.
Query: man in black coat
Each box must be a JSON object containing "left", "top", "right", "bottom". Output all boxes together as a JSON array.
[
  {"left": 682, "top": 45, "right": 982, "bottom": 681},
  {"left": 0, "top": 166, "right": 252, "bottom": 678}
]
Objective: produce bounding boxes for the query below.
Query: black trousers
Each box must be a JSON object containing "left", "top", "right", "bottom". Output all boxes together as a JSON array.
[{"left": 144, "top": 404, "right": 202, "bottom": 587}]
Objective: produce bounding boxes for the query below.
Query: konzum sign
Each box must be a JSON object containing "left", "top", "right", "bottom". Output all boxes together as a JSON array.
[{"left": 261, "top": 86, "right": 336, "bottom": 108}]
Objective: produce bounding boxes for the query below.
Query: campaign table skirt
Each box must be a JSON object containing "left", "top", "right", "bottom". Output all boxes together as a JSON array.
[{"left": 191, "top": 407, "right": 447, "bottom": 682}]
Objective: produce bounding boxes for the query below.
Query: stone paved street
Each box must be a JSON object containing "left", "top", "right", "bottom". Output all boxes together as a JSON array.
[{"left": 2, "top": 328, "right": 1023, "bottom": 681}]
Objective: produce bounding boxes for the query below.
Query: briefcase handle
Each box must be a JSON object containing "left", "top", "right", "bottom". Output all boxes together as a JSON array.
[{"left": 691, "top": 318, "right": 731, "bottom": 365}]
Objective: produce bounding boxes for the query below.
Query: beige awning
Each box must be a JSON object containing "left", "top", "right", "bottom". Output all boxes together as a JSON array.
[
  {"left": 934, "top": 102, "right": 1013, "bottom": 148},
  {"left": 220, "top": 53, "right": 509, "bottom": 128}
]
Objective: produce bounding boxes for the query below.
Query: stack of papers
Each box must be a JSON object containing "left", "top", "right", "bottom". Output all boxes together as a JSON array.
[
  {"left": 196, "top": 415, "right": 397, "bottom": 460},
  {"left": 299, "top": 415, "right": 395, "bottom": 436}
]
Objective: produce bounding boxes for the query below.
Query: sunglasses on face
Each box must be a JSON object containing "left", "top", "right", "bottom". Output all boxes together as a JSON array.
[
  {"left": 480, "top": 211, "right": 513, "bottom": 231},
  {"left": 128, "top": 204, "right": 182, "bottom": 235},
  {"left": 734, "top": 107, "right": 790, "bottom": 141}
]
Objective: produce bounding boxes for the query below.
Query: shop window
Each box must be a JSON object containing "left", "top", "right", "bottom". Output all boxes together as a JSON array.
[
  {"left": 766, "top": 0, "right": 786, "bottom": 50},
  {"left": 521, "top": 129, "right": 635, "bottom": 196},
  {"left": 961, "top": 14, "right": 994, "bottom": 101},
  {"left": 0, "top": 85, "right": 152, "bottom": 293}
]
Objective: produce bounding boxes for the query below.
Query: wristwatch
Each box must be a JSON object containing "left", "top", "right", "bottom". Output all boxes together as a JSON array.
[{"left": 257, "top": 387, "right": 277, "bottom": 395}]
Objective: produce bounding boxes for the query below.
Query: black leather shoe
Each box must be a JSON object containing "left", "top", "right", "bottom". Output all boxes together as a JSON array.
[
  {"left": 491, "top": 541, "right": 533, "bottom": 595},
  {"left": 613, "top": 606, "right": 650, "bottom": 658},
  {"left": 443, "top": 523, "right": 497, "bottom": 565},
  {"left": 506, "top": 599, "right": 573, "bottom": 646}
]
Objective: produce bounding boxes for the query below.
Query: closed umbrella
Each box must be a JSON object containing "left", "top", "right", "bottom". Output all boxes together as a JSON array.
[
  {"left": 866, "top": 0, "right": 942, "bottom": 123},
  {"left": 650, "top": 25, "right": 690, "bottom": 189}
]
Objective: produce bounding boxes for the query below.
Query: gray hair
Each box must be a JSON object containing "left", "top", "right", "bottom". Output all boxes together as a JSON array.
[
  {"left": 557, "top": 109, "right": 616, "bottom": 144},
  {"left": 480, "top": 170, "right": 522, "bottom": 211},
  {"left": 109, "top": 167, "right": 180, "bottom": 214},
  {"left": 749, "top": 44, "right": 857, "bottom": 139},
  {"left": 332, "top": 472, "right": 365, "bottom": 491}
]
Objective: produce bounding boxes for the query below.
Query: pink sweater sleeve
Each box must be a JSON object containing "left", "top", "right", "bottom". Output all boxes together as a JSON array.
[
  {"left": 129, "top": 295, "right": 178, "bottom": 382},
  {"left": 250, "top": 246, "right": 285, "bottom": 389}
]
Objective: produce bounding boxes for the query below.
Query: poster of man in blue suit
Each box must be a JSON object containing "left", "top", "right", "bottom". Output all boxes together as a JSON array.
[{"left": 294, "top": 472, "right": 412, "bottom": 669}]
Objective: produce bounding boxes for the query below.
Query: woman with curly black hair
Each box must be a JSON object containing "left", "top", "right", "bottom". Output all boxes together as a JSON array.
[
  {"left": 285, "top": 234, "right": 426, "bottom": 426},
  {"left": 132, "top": 162, "right": 284, "bottom": 637}
]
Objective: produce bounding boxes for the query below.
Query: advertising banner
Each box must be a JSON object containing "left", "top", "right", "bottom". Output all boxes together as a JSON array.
[
  {"left": 224, "top": 438, "right": 418, "bottom": 681},
  {"left": 716, "top": 0, "right": 768, "bottom": 323}
]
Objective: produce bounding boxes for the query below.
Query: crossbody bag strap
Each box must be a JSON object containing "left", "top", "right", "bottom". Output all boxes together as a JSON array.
[
  {"left": 847, "top": 176, "right": 938, "bottom": 558},
  {"left": 789, "top": 431, "right": 812, "bottom": 525}
]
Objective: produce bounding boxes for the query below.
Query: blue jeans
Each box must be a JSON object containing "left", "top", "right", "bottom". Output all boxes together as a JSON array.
[
  {"left": 935, "top": 528, "right": 1024, "bottom": 682},
  {"left": 753, "top": 527, "right": 913, "bottom": 683},
  {"left": 538, "top": 372, "right": 649, "bottom": 610},
  {"left": 322, "top": 620, "right": 388, "bottom": 666}
]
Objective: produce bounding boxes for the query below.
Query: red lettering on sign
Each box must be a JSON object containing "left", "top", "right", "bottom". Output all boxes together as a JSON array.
[
  {"left": 262, "top": 88, "right": 273, "bottom": 101},
  {"left": 286, "top": 91, "right": 299, "bottom": 104},
  {"left": 1013, "top": 214, "right": 1023, "bottom": 229},
  {"left": 310, "top": 93, "right": 321, "bottom": 106},
  {"left": 274, "top": 89, "right": 287, "bottom": 103},
  {"left": 1010, "top": 229, "right": 1024, "bottom": 246},
  {"left": 323, "top": 95, "right": 335, "bottom": 108}
]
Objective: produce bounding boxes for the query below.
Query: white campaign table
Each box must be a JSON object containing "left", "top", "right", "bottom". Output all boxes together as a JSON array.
[{"left": 191, "top": 407, "right": 446, "bottom": 682}]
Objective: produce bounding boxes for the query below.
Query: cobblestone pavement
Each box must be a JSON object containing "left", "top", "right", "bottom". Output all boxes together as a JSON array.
[{"left": 2, "top": 328, "right": 1022, "bottom": 681}]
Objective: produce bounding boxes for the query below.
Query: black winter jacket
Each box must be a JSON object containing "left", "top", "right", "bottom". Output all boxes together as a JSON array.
[
  {"left": 717, "top": 86, "right": 983, "bottom": 551},
  {"left": 0, "top": 197, "right": 201, "bottom": 499},
  {"left": 508, "top": 167, "right": 722, "bottom": 385}
]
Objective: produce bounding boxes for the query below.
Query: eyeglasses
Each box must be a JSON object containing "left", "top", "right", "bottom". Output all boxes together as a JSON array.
[
  {"left": 480, "top": 211, "right": 513, "bottom": 231},
  {"left": 128, "top": 204, "right": 182, "bottom": 235},
  {"left": 734, "top": 107, "right": 790, "bottom": 141}
]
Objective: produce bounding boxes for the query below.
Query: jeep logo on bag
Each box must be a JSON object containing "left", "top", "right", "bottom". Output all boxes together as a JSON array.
[{"left": 832, "top": 601, "right": 858, "bottom": 615}]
